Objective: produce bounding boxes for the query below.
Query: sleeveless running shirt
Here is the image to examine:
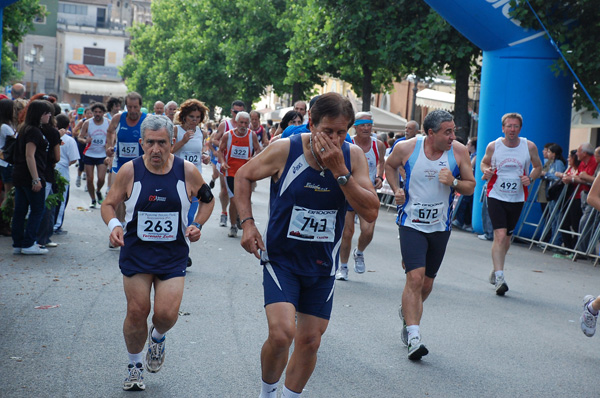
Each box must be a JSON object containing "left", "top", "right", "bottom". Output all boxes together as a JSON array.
[
  {"left": 398, "top": 135, "right": 459, "bottom": 233},
  {"left": 115, "top": 112, "right": 147, "bottom": 169},
  {"left": 120, "top": 156, "right": 191, "bottom": 275},
  {"left": 174, "top": 125, "right": 204, "bottom": 172},
  {"left": 487, "top": 137, "right": 531, "bottom": 202},
  {"left": 224, "top": 129, "right": 253, "bottom": 177},
  {"left": 83, "top": 118, "right": 109, "bottom": 158},
  {"left": 262, "top": 134, "right": 351, "bottom": 277},
  {"left": 352, "top": 136, "right": 379, "bottom": 184}
]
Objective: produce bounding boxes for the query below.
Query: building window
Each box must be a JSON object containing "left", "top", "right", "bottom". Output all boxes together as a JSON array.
[
  {"left": 34, "top": 5, "right": 47, "bottom": 24},
  {"left": 83, "top": 47, "right": 105, "bottom": 66},
  {"left": 58, "top": 4, "right": 88, "bottom": 15}
]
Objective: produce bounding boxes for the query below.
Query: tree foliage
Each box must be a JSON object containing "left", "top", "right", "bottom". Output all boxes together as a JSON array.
[
  {"left": 509, "top": 0, "right": 600, "bottom": 112},
  {"left": 2, "top": 0, "right": 45, "bottom": 85}
]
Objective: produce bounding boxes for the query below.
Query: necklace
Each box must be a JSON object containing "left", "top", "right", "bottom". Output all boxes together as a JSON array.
[{"left": 309, "top": 134, "right": 326, "bottom": 177}]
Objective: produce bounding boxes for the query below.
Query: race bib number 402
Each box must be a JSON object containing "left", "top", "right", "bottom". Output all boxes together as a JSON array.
[
  {"left": 287, "top": 206, "right": 337, "bottom": 242},
  {"left": 137, "top": 211, "right": 178, "bottom": 241}
]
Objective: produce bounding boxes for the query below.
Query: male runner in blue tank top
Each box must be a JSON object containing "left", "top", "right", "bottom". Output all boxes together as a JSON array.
[
  {"left": 101, "top": 115, "right": 214, "bottom": 391},
  {"left": 235, "top": 93, "right": 380, "bottom": 398},
  {"left": 385, "top": 110, "right": 475, "bottom": 360}
]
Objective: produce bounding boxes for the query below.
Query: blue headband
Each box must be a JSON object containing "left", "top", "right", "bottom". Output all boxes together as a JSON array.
[{"left": 354, "top": 119, "right": 373, "bottom": 126}]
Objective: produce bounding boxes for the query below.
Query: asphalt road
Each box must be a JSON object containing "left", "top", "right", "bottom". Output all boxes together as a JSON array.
[{"left": 2, "top": 166, "right": 600, "bottom": 397}]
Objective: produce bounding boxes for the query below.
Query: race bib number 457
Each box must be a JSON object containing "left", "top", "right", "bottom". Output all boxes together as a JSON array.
[
  {"left": 287, "top": 206, "right": 337, "bottom": 242},
  {"left": 119, "top": 142, "right": 139, "bottom": 158}
]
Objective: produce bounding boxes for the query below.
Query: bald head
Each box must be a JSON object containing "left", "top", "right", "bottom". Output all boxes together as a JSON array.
[
  {"left": 405, "top": 120, "right": 420, "bottom": 139},
  {"left": 294, "top": 101, "right": 307, "bottom": 118},
  {"left": 153, "top": 101, "right": 165, "bottom": 115},
  {"left": 11, "top": 83, "right": 25, "bottom": 99}
]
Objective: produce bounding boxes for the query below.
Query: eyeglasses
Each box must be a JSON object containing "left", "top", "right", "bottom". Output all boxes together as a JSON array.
[{"left": 232, "top": 110, "right": 239, "bottom": 114}]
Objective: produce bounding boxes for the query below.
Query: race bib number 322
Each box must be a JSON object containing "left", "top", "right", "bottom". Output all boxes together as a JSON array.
[
  {"left": 287, "top": 206, "right": 337, "bottom": 242},
  {"left": 137, "top": 211, "right": 178, "bottom": 241}
]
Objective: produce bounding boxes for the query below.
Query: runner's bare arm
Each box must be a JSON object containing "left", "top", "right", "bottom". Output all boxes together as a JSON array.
[
  {"left": 374, "top": 139, "right": 386, "bottom": 189},
  {"left": 440, "top": 141, "right": 475, "bottom": 195},
  {"left": 100, "top": 162, "right": 134, "bottom": 247},
  {"left": 384, "top": 141, "right": 413, "bottom": 205},
  {"left": 105, "top": 113, "right": 121, "bottom": 157},
  {"left": 184, "top": 161, "right": 215, "bottom": 242},
  {"left": 341, "top": 144, "right": 380, "bottom": 222},
  {"left": 480, "top": 141, "right": 496, "bottom": 180},
  {"left": 525, "top": 141, "right": 543, "bottom": 185},
  {"left": 587, "top": 176, "right": 600, "bottom": 211}
]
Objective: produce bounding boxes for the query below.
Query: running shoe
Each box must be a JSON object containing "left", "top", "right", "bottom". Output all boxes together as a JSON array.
[
  {"left": 90, "top": 200, "right": 97, "bottom": 209},
  {"left": 146, "top": 325, "right": 166, "bottom": 373},
  {"left": 45, "top": 242, "right": 58, "bottom": 248},
  {"left": 187, "top": 256, "right": 192, "bottom": 268},
  {"left": 495, "top": 274, "right": 509, "bottom": 296},
  {"left": 335, "top": 265, "right": 349, "bottom": 281},
  {"left": 407, "top": 334, "right": 428, "bottom": 360},
  {"left": 82, "top": 171, "right": 86, "bottom": 180},
  {"left": 21, "top": 244, "right": 48, "bottom": 255},
  {"left": 96, "top": 191, "right": 104, "bottom": 204},
  {"left": 75, "top": 176, "right": 81, "bottom": 187},
  {"left": 209, "top": 179, "right": 215, "bottom": 189},
  {"left": 353, "top": 248, "right": 365, "bottom": 273},
  {"left": 489, "top": 270, "right": 496, "bottom": 285},
  {"left": 219, "top": 213, "right": 227, "bottom": 227},
  {"left": 12, "top": 247, "right": 21, "bottom": 255},
  {"left": 398, "top": 304, "right": 408, "bottom": 347},
  {"left": 228, "top": 225, "right": 238, "bottom": 237},
  {"left": 123, "top": 362, "right": 145, "bottom": 391},
  {"left": 581, "top": 295, "right": 597, "bottom": 337}
]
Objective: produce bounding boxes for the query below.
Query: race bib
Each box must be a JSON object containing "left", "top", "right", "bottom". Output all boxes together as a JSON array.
[
  {"left": 230, "top": 145, "right": 249, "bottom": 160},
  {"left": 497, "top": 177, "right": 521, "bottom": 195},
  {"left": 287, "top": 206, "right": 337, "bottom": 242},
  {"left": 137, "top": 211, "right": 178, "bottom": 241},
  {"left": 181, "top": 151, "right": 200, "bottom": 164},
  {"left": 119, "top": 142, "right": 139, "bottom": 158},
  {"left": 92, "top": 136, "right": 106, "bottom": 146},
  {"left": 411, "top": 202, "right": 444, "bottom": 225}
]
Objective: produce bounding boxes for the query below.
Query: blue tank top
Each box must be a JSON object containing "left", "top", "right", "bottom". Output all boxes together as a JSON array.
[
  {"left": 262, "top": 133, "right": 351, "bottom": 276},
  {"left": 115, "top": 112, "right": 147, "bottom": 166},
  {"left": 120, "top": 156, "right": 191, "bottom": 275}
]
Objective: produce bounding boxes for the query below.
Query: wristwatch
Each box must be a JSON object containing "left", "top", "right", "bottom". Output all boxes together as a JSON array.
[
  {"left": 337, "top": 172, "right": 352, "bottom": 186},
  {"left": 452, "top": 178, "right": 458, "bottom": 187},
  {"left": 191, "top": 222, "right": 202, "bottom": 231}
]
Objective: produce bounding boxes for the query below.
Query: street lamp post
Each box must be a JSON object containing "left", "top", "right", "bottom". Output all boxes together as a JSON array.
[{"left": 24, "top": 47, "right": 44, "bottom": 97}]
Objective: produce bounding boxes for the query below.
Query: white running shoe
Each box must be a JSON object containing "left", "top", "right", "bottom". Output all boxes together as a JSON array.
[
  {"left": 219, "top": 214, "right": 227, "bottom": 227},
  {"left": 145, "top": 325, "right": 166, "bottom": 373},
  {"left": 123, "top": 362, "right": 145, "bottom": 391},
  {"left": 407, "top": 334, "right": 428, "bottom": 360},
  {"left": 228, "top": 225, "right": 238, "bottom": 237},
  {"left": 335, "top": 266, "right": 349, "bottom": 281},
  {"left": 75, "top": 176, "right": 81, "bottom": 187},
  {"left": 495, "top": 274, "right": 508, "bottom": 296},
  {"left": 13, "top": 247, "right": 21, "bottom": 255},
  {"left": 21, "top": 244, "right": 49, "bottom": 255},
  {"left": 398, "top": 305, "right": 408, "bottom": 347},
  {"left": 581, "top": 295, "right": 598, "bottom": 337},
  {"left": 353, "top": 248, "right": 365, "bottom": 274},
  {"left": 489, "top": 270, "right": 496, "bottom": 285}
]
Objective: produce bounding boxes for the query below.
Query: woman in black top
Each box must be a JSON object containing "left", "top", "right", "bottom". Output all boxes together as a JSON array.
[{"left": 11, "top": 100, "right": 53, "bottom": 255}]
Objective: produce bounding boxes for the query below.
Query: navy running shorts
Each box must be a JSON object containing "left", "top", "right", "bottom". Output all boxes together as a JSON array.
[{"left": 399, "top": 226, "right": 451, "bottom": 279}]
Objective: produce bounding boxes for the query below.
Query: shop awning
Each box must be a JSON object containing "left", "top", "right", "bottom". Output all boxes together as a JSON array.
[
  {"left": 415, "top": 89, "right": 455, "bottom": 111},
  {"left": 571, "top": 107, "right": 600, "bottom": 128},
  {"left": 351, "top": 100, "right": 407, "bottom": 133},
  {"left": 63, "top": 78, "right": 128, "bottom": 97}
]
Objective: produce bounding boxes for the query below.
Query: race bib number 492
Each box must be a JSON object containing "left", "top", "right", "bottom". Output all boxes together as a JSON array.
[
  {"left": 497, "top": 177, "right": 520, "bottom": 194},
  {"left": 137, "top": 211, "right": 178, "bottom": 241},
  {"left": 287, "top": 206, "right": 337, "bottom": 242}
]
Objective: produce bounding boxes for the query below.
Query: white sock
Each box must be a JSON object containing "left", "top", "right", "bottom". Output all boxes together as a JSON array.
[
  {"left": 495, "top": 270, "right": 504, "bottom": 279},
  {"left": 340, "top": 263, "right": 348, "bottom": 269},
  {"left": 588, "top": 302, "right": 599, "bottom": 315},
  {"left": 406, "top": 325, "right": 420, "bottom": 341},
  {"left": 152, "top": 327, "right": 165, "bottom": 342},
  {"left": 282, "top": 386, "right": 302, "bottom": 397},
  {"left": 259, "top": 380, "right": 278, "bottom": 398},
  {"left": 128, "top": 350, "right": 144, "bottom": 365},
  {"left": 355, "top": 248, "right": 364, "bottom": 256}
]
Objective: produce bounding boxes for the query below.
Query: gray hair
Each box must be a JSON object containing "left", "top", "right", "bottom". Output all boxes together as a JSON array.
[
  {"left": 236, "top": 111, "right": 250, "bottom": 122},
  {"left": 581, "top": 143, "right": 594, "bottom": 155},
  {"left": 141, "top": 115, "right": 174, "bottom": 142},
  {"left": 423, "top": 110, "right": 453, "bottom": 135},
  {"left": 355, "top": 111, "right": 373, "bottom": 120},
  {"left": 166, "top": 100, "right": 178, "bottom": 108},
  {"left": 407, "top": 120, "right": 420, "bottom": 130}
]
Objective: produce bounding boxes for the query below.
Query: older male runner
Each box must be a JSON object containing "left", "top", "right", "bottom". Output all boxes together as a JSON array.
[
  {"left": 481, "top": 112, "right": 542, "bottom": 295},
  {"left": 336, "top": 111, "right": 385, "bottom": 280},
  {"left": 101, "top": 115, "right": 214, "bottom": 391},
  {"left": 385, "top": 110, "right": 475, "bottom": 360},
  {"left": 235, "top": 92, "right": 380, "bottom": 398}
]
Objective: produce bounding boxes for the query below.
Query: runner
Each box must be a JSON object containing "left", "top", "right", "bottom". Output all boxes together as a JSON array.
[
  {"left": 250, "top": 110, "right": 269, "bottom": 148},
  {"left": 79, "top": 103, "right": 109, "bottom": 208},
  {"left": 218, "top": 111, "right": 260, "bottom": 237},
  {"left": 101, "top": 115, "right": 214, "bottom": 391},
  {"left": 235, "top": 92, "right": 379, "bottom": 398},
  {"left": 580, "top": 175, "right": 600, "bottom": 337},
  {"left": 336, "top": 111, "right": 385, "bottom": 280},
  {"left": 385, "top": 110, "right": 475, "bottom": 360},
  {"left": 481, "top": 112, "right": 542, "bottom": 295}
]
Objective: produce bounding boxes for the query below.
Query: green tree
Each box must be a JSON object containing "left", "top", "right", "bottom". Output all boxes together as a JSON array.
[
  {"left": 509, "top": 0, "right": 600, "bottom": 112},
  {"left": 1, "top": 0, "right": 45, "bottom": 85}
]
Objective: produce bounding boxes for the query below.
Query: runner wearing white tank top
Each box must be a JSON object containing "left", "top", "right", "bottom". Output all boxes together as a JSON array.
[
  {"left": 385, "top": 110, "right": 475, "bottom": 360},
  {"left": 80, "top": 104, "right": 109, "bottom": 208},
  {"left": 481, "top": 113, "right": 543, "bottom": 297}
]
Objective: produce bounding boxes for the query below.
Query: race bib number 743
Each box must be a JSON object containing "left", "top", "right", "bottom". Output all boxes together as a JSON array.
[{"left": 287, "top": 206, "right": 337, "bottom": 242}]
